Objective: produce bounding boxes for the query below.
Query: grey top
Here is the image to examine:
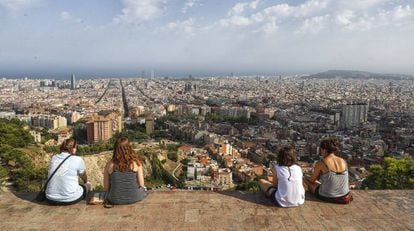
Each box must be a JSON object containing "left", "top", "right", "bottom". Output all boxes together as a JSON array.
[
  {"left": 318, "top": 160, "right": 349, "bottom": 198},
  {"left": 107, "top": 171, "right": 147, "bottom": 205}
]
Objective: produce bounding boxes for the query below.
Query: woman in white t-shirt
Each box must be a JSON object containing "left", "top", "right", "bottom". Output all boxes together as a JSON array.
[
  {"left": 46, "top": 138, "right": 91, "bottom": 205},
  {"left": 259, "top": 146, "right": 305, "bottom": 207}
]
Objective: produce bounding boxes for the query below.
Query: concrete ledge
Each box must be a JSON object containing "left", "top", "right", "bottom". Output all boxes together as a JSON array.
[{"left": 0, "top": 190, "right": 413, "bottom": 230}]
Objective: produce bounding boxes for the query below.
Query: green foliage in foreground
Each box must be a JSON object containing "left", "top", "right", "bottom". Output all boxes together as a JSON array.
[
  {"left": 0, "top": 144, "right": 47, "bottom": 191},
  {"left": 0, "top": 118, "right": 33, "bottom": 148},
  {"left": 235, "top": 181, "right": 260, "bottom": 191},
  {"left": 363, "top": 157, "right": 414, "bottom": 189},
  {"left": 0, "top": 165, "right": 8, "bottom": 184},
  {"left": 0, "top": 119, "right": 46, "bottom": 191}
]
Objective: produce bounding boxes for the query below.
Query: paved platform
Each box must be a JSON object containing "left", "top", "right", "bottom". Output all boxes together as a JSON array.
[{"left": 0, "top": 190, "right": 413, "bottom": 230}]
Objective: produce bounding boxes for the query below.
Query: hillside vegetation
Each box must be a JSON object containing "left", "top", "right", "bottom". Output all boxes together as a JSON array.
[{"left": 0, "top": 118, "right": 46, "bottom": 191}]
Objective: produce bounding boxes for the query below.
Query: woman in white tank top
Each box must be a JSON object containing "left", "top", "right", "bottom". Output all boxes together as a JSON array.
[{"left": 259, "top": 147, "right": 305, "bottom": 207}]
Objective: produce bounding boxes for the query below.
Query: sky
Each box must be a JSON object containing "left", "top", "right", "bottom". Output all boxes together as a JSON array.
[{"left": 0, "top": 0, "right": 413, "bottom": 78}]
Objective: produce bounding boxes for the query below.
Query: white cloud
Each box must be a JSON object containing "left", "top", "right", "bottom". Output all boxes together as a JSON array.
[
  {"left": 335, "top": 10, "right": 355, "bottom": 26},
  {"left": 60, "top": 11, "right": 72, "bottom": 21},
  {"left": 392, "top": 5, "right": 413, "bottom": 21},
  {"left": 251, "top": 12, "right": 264, "bottom": 23},
  {"left": 262, "top": 0, "right": 328, "bottom": 18},
  {"left": 113, "top": 0, "right": 164, "bottom": 24},
  {"left": 337, "top": 0, "right": 387, "bottom": 11},
  {"left": 249, "top": 0, "right": 261, "bottom": 10},
  {"left": 262, "top": 4, "right": 293, "bottom": 18},
  {"left": 334, "top": 5, "right": 414, "bottom": 31},
  {"left": 297, "top": 14, "right": 330, "bottom": 34},
  {"left": 228, "top": 2, "right": 248, "bottom": 16},
  {"left": 216, "top": 0, "right": 414, "bottom": 34},
  {"left": 166, "top": 18, "right": 195, "bottom": 34},
  {"left": 182, "top": 0, "right": 200, "bottom": 14},
  {"left": 219, "top": 15, "right": 253, "bottom": 27},
  {"left": 219, "top": 0, "right": 330, "bottom": 32},
  {"left": 0, "top": 0, "right": 40, "bottom": 11},
  {"left": 228, "top": 0, "right": 261, "bottom": 16}
]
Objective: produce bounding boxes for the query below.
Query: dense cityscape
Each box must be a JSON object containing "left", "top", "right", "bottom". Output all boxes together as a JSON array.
[{"left": 1, "top": 72, "right": 413, "bottom": 190}]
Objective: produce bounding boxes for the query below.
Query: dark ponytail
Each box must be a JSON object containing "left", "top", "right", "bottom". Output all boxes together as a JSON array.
[
  {"left": 60, "top": 138, "right": 77, "bottom": 154},
  {"left": 320, "top": 137, "right": 341, "bottom": 154}
]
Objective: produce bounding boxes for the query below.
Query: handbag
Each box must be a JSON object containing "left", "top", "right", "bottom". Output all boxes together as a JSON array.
[
  {"left": 87, "top": 192, "right": 106, "bottom": 205},
  {"left": 337, "top": 191, "right": 353, "bottom": 204},
  {"left": 36, "top": 155, "right": 72, "bottom": 201},
  {"left": 331, "top": 191, "right": 353, "bottom": 204}
]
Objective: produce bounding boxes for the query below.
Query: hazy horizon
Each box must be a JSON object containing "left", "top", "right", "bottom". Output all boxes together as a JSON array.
[{"left": 1, "top": 0, "right": 414, "bottom": 77}]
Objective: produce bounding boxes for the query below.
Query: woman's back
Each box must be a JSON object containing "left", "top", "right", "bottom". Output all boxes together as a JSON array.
[
  {"left": 46, "top": 152, "right": 85, "bottom": 202},
  {"left": 105, "top": 160, "right": 147, "bottom": 205},
  {"left": 107, "top": 171, "right": 146, "bottom": 204},
  {"left": 275, "top": 164, "right": 305, "bottom": 207},
  {"left": 318, "top": 157, "right": 349, "bottom": 197}
]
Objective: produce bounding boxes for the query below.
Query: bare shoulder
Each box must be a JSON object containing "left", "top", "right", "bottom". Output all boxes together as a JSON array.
[
  {"left": 104, "top": 161, "right": 114, "bottom": 173},
  {"left": 335, "top": 156, "right": 347, "bottom": 169},
  {"left": 132, "top": 161, "right": 142, "bottom": 172},
  {"left": 314, "top": 160, "right": 324, "bottom": 169},
  {"left": 315, "top": 160, "right": 328, "bottom": 173}
]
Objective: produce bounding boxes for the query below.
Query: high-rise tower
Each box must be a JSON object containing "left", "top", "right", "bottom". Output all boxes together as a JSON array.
[
  {"left": 341, "top": 103, "right": 369, "bottom": 129},
  {"left": 71, "top": 74, "right": 76, "bottom": 90}
]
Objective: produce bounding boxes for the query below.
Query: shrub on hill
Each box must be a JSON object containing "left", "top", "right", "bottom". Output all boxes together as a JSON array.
[
  {"left": 0, "top": 118, "right": 33, "bottom": 147},
  {"left": 0, "top": 119, "right": 46, "bottom": 191},
  {"left": 363, "top": 157, "right": 414, "bottom": 189}
]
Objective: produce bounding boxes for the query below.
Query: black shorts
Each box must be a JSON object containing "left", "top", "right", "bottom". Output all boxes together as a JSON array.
[
  {"left": 315, "top": 186, "right": 347, "bottom": 203},
  {"left": 47, "top": 184, "right": 88, "bottom": 206},
  {"left": 267, "top": 187, "right": 281, "bottom": 207}
]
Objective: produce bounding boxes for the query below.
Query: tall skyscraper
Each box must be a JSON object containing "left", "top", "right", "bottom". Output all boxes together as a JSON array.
[
  {"left": 71, "top": 74, "right": 76, "bottom": 90},
  {"left": 341, "top": 103, "right": 369, "bottom": 129}
]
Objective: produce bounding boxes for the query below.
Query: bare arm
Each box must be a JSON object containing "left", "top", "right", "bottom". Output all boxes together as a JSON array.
[
  {"left": 103, "top": 162, "right": 111, "bottom": 191},
  {"left": 136, "top": 164, "right": 145, "bottom": 188},
  {"left": 272, "top": 167, "right": 278, "bottom": 187},
  {"left": 79, "top": 171, "right": 88, "bottom": 183},
  {"left": 307, "top": 162, "right": 322, "bottom": 183}
]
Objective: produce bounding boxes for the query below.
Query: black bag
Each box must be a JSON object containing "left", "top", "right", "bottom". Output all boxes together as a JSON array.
[
  {"left": 35, "top": 155, "right": 72, "bottom": 202},
  {"left": 36, "top": 190, "right": 46, "bottom": 201}
]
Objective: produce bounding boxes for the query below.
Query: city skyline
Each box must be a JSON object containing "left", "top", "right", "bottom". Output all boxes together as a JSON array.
[{"left": 0, "top": 0, "right": 414, "bottom": 77}]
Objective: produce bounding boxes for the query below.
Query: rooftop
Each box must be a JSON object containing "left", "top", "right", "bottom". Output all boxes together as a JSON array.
[{"left": 1, "top": 190, "right": 413, "bottom": 230}]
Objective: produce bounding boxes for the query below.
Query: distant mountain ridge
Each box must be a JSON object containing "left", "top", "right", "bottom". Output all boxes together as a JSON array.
[{"left": 304, "top": 70, "right": 413, "bottom": 80}]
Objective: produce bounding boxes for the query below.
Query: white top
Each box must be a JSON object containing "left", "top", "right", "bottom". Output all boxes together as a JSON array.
[
  {"left": 45, "top": 152, "right": 86, "bottom": 202},
  {"left": 274, "top": 164, "right": 305, "bottom": 207}
]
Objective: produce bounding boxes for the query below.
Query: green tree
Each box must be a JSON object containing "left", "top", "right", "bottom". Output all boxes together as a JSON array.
[
  {"left": 0, "top": 119, "right": 47, "bottom": 191},
  {"left": 0, "top": 118, "right": 33, "bottom": 147},
  {"left": 363, "top": 157, "right": 414, "bottom": 189},
  {"left": 167, "top": 151, "right": 178, "bottom": 162},
  {"left": 0, "top": 165, "right": 8, "bottom": 184},
  {"left": 235, "top": 181, "right": 260, "bottom": 191}
]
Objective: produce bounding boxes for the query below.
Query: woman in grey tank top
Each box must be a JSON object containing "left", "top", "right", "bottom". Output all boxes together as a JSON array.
[
  {"left": 304, "top": 137, "right": 351, "bottom": 203},
  {"left": 103, "top": 137, "right": 147, "bottom": 205}
]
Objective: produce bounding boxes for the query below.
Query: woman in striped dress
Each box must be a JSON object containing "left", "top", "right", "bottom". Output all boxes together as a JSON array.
[{"left": 103, "top": 137, "right": 147, "bottom": 205}]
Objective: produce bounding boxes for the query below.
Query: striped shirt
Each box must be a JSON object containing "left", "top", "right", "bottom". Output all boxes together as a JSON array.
[{"left": 106, "top": 171, "right": 147, "bottom": 204}]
